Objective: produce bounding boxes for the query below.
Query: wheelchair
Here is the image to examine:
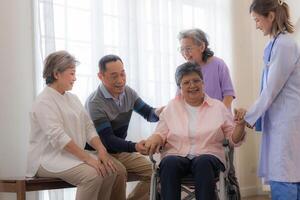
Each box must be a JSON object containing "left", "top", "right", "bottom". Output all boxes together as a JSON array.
[{"left": 149, "top": 139, "right": 239, "bottom": 200}]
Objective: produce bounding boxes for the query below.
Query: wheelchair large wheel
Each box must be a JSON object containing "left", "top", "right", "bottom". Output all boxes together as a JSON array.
[
  {"left": 150, "top": 181, "right": 161, "bottom": 200},
  {"left": 156, "top": 191, "right": 161, "bottom": 200},
  {"left": 227, "top": 185, "right": 240, "bottom": 200},
  {"left": 219, "top": 177, "right": 240, "bottom": 200},
  {"left": 228, "top": 194, "right": 238, "bottom": 200},
  {"left": 150, "top": 170, "right": 160, "bottom": 200}
]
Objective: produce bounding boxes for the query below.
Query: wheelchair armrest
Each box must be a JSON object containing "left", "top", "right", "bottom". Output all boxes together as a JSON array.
[
  {"left": 222, "top": 139, "right": 230, "bottom": 156},
  {"left": 149, "top": 154, "right": 159, "bottom": 171},
  {"left": 149, "top": 154, "right": 157, "bottom": 164},
  {"left": 222, "top": 138, "right": 233, "bottom": 176},
  {"left": 149, "top": 145, "right": 164, "bottom": 165}
]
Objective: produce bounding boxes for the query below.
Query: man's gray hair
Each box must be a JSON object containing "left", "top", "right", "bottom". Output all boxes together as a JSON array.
[
  {"left": 178, "top": 28, "right": 214, "bottom": 62},
  {"left": 43, "top": 50, "right": 79, "bottom": 84},
  {"left": 175, "top": 62, "right": 203, "bottom": 87}
]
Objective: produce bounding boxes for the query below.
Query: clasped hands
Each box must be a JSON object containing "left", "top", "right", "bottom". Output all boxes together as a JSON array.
[
  {"left": 135, "top": 135, "right": 163, "bottom": 156},
  {"left": 234, "top": 108, "right": 253, "bottom": 128}
]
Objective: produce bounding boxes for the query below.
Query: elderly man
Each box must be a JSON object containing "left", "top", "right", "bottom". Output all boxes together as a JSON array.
[{"left": 85, "top": 54, "right": 162, "bottom": 200}]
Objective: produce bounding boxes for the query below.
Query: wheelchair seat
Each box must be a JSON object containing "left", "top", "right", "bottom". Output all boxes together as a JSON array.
[
  {"left": 179, "top": 172, "right": 222, "bottom": 200},
  {"left": 149, "top": 139, "right": 240, "bottom": 200}
]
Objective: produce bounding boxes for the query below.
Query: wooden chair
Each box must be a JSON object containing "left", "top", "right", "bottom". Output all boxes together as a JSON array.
[{"left": 0, "top": 177, "right": 75, "bottom": 200}]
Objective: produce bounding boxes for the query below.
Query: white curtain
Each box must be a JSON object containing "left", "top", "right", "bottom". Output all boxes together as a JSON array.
[{"left": 33, "top": 0, "right": 233, "bottom": 199}]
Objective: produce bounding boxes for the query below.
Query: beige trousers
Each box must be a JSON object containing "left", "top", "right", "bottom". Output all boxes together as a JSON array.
[
  {"left": 37, "top": 163, "right": 116, "bottom": 200},
  {"left": 109, "top": 152, "right": 152, "bottom": 200}
]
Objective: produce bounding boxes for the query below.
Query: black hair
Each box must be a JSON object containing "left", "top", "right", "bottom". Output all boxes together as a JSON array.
[{"left": 98, "top": 54, "right": 123, "bottom": 72}]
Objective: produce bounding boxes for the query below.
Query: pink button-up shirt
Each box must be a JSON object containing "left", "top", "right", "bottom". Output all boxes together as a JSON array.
[{"left": 154, "top": 94, "right": 243, "bottom": 165}]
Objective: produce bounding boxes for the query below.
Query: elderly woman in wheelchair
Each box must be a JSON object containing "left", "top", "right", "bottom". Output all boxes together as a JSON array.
[{"left": 145, "top": 62, "right": 246, "bottom": 200}]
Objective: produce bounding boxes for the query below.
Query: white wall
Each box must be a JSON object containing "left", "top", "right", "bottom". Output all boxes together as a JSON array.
[
  {"left": 230, "top": 0, "right": 265, "bottom": 196},
  {"left": 288, "top": 0, "right": 300, "bottom": 45},
  {"left": 0, "top": 0, "right": 35, "bottom": 199}
]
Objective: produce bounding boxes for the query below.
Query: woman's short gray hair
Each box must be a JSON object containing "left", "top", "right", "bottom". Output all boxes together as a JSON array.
[
  {"left": 43, "top": 50, "right": 79, "bottom": 84},
  {"left": 178, "top": 28, "right": 214, "bottom": 62},
  {"left": 175, "top": 62, "right": 203, "bottom": 87}
]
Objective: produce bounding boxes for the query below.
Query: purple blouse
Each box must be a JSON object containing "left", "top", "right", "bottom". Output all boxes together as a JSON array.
[{"left": 198, "top": 56, "right": 235, "bottom": 100}]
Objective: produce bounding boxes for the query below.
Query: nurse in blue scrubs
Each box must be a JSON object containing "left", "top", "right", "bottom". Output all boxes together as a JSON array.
[{"left": 243, "top": 0, "right": 300, "bottom": 199}]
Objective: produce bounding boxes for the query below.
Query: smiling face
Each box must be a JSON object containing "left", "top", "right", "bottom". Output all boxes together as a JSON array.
[
  {"left": 180, "top": 72, "right": 204, "bottom": 106},
  {"left": 99, "top": 60, "right": 126, "bottom": 98},
  {"left": 180, "top": 37, "right": 205, "bottom": 65},
  {"left": 251, "top": 11, "right": 275, "bottom": 36},
  {"left": 53, "top": 66, "right": 76, "bottom": 94}
]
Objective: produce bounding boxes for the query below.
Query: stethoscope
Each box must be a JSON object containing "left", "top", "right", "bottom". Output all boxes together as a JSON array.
[
  {"left": 267, "top": 32, "right": 282, "bottom": 64},
  {"left": 263, "top": 32, "right": 282, "bottom": 86},
  {"left": 256, "top": 32, "right": 282, "bottom": 131}
]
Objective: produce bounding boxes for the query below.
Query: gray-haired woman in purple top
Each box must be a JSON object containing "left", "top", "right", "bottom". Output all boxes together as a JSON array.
[
  {"left": 178, "top": 28, "right": 240, "bottom": 199},
  {"left": 178, "top": 28, "right": 235, "bottom": 109}
]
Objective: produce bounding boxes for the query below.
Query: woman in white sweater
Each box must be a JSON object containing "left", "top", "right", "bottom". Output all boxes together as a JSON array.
[{"left": 26, "top": 50, "right": 117, "bottom": 200}]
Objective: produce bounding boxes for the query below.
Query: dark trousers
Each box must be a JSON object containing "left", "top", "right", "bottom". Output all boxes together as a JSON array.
[{"left": 159, "top": 154, "right": 225, "bottom": 200}]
